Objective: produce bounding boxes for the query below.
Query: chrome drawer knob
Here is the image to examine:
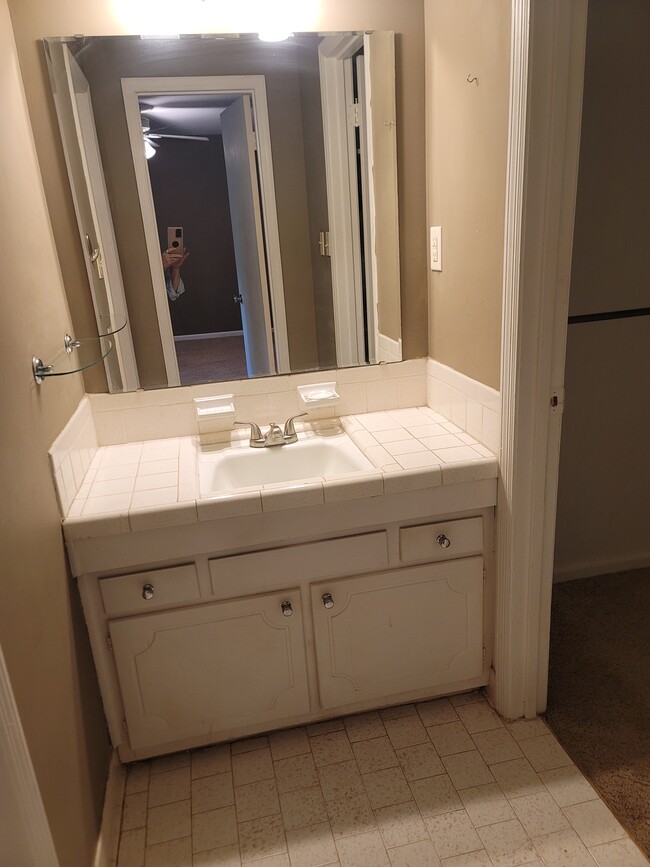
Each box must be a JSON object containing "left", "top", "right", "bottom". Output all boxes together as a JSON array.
[
  {"left": 436, "top": 534, "right": 451, "bottom": 549},
  {"left": 322, "top": 593, "right": 335, "bottom": 609},
  {"left": 281, "top": 601, "right": 293, "bottom": 617},
  {"left": 142, "top": 583, "right": 155, "bottom": 600}
]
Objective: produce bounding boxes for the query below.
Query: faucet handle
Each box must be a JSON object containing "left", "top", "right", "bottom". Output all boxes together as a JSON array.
[
  {"left": 283, "top": 413, "right": 308, "bottom": 438},
  {"left": 234, "top": 420, "right": 263, "bottom": 441}
]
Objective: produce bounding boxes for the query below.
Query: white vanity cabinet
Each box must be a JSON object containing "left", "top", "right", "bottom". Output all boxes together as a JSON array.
[{"left": 77, "top": 484, "right": 496, "bottom": 762}]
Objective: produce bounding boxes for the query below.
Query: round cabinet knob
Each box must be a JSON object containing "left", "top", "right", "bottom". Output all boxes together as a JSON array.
[
  {"left": 436, "top": 534, "right": 451, "bottom": 549},
  {"left": 142, "top": 583, "right": 155, "bottom": 600},
  {"left": 322, "top": 593, "right": 334, "bottom": 609},
  {"left": 281, "top": 601, "right": 293, "bottom": 617}
]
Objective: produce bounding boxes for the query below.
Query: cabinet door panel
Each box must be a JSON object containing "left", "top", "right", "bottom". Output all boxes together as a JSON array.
[
  {"left": 312, "top": 559, "right": 484, "bottom": 708},
  {"left": 110, "top": 592, "right": 309, "bottom": 751}
]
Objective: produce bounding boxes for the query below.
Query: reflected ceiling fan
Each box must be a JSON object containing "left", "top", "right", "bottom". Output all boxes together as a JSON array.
[{"left": 141, "top": 114, "right": 209, "bottom": 159}]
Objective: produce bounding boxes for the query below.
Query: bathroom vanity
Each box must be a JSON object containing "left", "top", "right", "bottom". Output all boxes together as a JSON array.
[{"left": 63, "top": 410, "right": 497, "bottom": 763}]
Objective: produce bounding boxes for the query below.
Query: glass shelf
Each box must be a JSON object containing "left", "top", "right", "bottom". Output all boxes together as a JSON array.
[
  {"left": 97, "top": 312, "right": 128, "bottom": 338},
  {"left": 33, "top": 335, "right": 113, "bottom": 383}
]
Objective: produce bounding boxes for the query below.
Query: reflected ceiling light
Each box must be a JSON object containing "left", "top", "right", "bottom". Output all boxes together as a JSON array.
[
  {"left": 144, "top": 140, "right": 157, "bottom": 159},
  {"left": 257, "top": 29, "right": 293, "bottom": 42}
]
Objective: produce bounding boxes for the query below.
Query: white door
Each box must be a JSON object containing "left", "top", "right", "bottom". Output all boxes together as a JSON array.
[
  {"left": 109, "top": 590, "right": 309, "bottom": 751},
  {"left": 47, "top": 41, "right": 139, "bottom": 391},
  {"left": 311, "top": 559, "right": 485, "bottom": 709},
  {"left": 221, "top": 96, "right": 276, "bottom": 377}
]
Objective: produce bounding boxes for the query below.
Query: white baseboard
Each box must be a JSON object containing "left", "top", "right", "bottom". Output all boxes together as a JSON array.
[
  {"left": 93, "top": 750, "right": 125, "bottom": 867},
  {"left": 174, "top": 330, "right": 243, "bottom": 342},
  {"left": 553, "top": 553, "right": 650, "bottom": 583}
]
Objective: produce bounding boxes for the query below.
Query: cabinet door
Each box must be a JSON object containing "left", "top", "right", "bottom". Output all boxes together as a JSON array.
[
  {"left": 109, "top": 591, "right": 309, "bottom": 751},
  {"left": 312, "top": 559, "right": 484, "bottom": 709}
]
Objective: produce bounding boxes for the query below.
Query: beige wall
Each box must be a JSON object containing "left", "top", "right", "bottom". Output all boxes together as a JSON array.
[
  {"left": 9, "top": 0, "right": 427, "bottom": 391},
  {"left": 425, "top": 0, "right": 510, "bottom": 390},
  {"left": 0, "top": 1, "right": 110, "bottom": 863},
  {"left": 554, "top": 0, "right": 650, "bottom": 579}
]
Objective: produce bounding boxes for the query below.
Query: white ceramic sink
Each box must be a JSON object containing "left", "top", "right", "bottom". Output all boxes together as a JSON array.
[{"left": 198, "top": 430, "right": 374, "bottom": 495}]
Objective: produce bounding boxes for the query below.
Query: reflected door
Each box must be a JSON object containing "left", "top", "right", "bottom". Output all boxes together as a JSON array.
[{"left": 221, "top": 96, "right": 276, "bottom": 377}]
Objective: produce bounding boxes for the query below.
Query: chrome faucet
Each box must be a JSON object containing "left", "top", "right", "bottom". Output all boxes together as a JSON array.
[{"left": 234, "top": 414, "right": 307, "bottom": 448}]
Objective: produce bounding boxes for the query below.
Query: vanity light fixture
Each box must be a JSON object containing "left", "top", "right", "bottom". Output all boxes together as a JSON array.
[{"left": 257, "top": 29, "right": 293, "bottom": 42}]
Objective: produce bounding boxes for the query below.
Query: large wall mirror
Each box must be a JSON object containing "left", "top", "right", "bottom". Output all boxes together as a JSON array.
[{"left": 45, "top": 31, "right": 402, "bottom": 392}]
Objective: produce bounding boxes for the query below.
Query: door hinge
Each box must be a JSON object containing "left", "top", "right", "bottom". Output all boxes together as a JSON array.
[
  {"left": 107, "top": 635, "right": 113, "bottom": 653},
  {"left": 483, "top": 568, "right": 486, "bottom": 584},
  {"left": 550, "top": 387, "right": 565, "bottom": 414},
  {"left": 319, "top": 231, "right": 330, "bottom": 257},
  {"left": 97, "top": 253, "right": 105, "bottom": 280},
  {"left": 348, "top": 100, "right": 360, "bottom": 128},
  {"left": 248, "top": 130, "right": 258, "bottom": 152},
  {"left": 482, "top": 644, "right": 487, "bottom": 661}
]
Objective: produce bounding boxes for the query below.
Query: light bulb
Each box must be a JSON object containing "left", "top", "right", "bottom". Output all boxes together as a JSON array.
[{"left": 258, "top": 29, "right": 292, "bottom": 42}]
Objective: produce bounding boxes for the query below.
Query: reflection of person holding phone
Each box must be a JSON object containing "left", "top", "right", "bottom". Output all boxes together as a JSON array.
[{"left": 162, "top": 248, "right": 189, "bottom": 301}]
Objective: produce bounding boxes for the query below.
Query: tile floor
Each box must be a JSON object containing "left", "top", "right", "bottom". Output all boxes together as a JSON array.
[{"left": 117, "top": 691, "right": 648, "bottom": 867}]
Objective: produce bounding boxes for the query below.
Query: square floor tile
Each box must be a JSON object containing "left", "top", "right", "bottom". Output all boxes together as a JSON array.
[
  {"left": 425, "top": 809, "right": 482, "bottom": 859},
  {"left": 191, "top": 771, "right": 234, "bottom": 814},
  {"left": 318, "top": 760, "right": 365, "bottom": 802},
  {"left": 148, "top": 767, "right": 191, "bottom": 808},
  {"left": 147, "top": 799, "right": 191, "bottom": 846},
  {"left": 118, "top": 828, "right": 145, "bottom": 867},
  {"left": 286, "top": 821, "right": 339, "bottom": 867},
  {"left": 143, "top": 835, "right": 192, "bottom": 866},
  {"left": 310, "top": 730, "right": 354, "bottom": 767},
  {"left": 427, "top": 723, "right": 475, "bottom": 757},
  {"left": 125, "top": 763, "right": 150, "bottom": 795},
  {"left": 363, "top": 766, "right": 412, "bottom": 809},
  {"left": 471, "top": 729, "right": 523, "bottom": 765},
  {"left": 384, "top": 715, "right": 429, "bottom": 749},
  {"left": 235, "top": 778, "right": 280, "bottom": 822},
  {"left": 238, "top": 813, "right": 287, "bottom": 862},
  {"left": 589, "top": 837, "right": 648, "bottom": 867},
  {"left": 449, "top": 692, "right": 485, "bottom": 707},
  {"left": 397, "top": 742, "right": 445, "bottom": 781},
  {"left": 518, "top": 735, "right": 572, "bottom": 773},
  {"left": 563, "top": 800, "right": 627, "bottom": 848},
  {"left": 122, "top": 792, "right": 148, "bottom": 831},
  {"left": 274, "top": 752, "right": 318, "bottom": 794},
  {"left": 280, "top": 786, "right": 327, "bottom": 831},
  {"left": 477, "top": 818, "right": 538, "bottom": 867},
  {"left": 409, "top": 774, "right": 462, "bottom": 818},
  {"left": 326, "top": 793, "right": 377, "bottom": 840},
  {"left": 490, "top": 758, "right": 545, "bottom": 800},
  {"left": 375, "top": 800, "right": 429, "bottom": 848},
  {"left": 307, "top": 719, "right": 345, "bottom": 737},
  {"left": 438, "top": 850, "right": 492, "bottom": 866},
  {"left": 233, "top": 748, "right": 274, "bottom": 786},
  {"left": 150, "top": 753, "right": 190, "bottom": 775},
  {"left": 231, "top": 736, "right": 270, "bottom": 755},
  {"left": 344, "top": 711, "right": 386, "bottom": 742},
  {"left": 506, "top": 719, "right": 549, "bottom": 741},
  {"left": 442, "top": 751, "right": 494, "bottom": 790},
  {"left": 539, "top": 765, "right": 598, "bottom": 808},
  {"left": 531, "top": 828, "right": 597, "bottom": 866},
  {"left": 336, "top": 830, "right": 391, "bottom": 867},
  {"left": 380, "top": 704, "right": 417, "bottom": 720},
  {"left": 353, "top": 736, "right": 398, "bottom": 773},
  {"left": 191, "top": 805, "right": 238, "bottom": 853},
  {"left": 193, "top": 842, "right": 241, "bottom": 865},
  {"left": 269, "top": 727, "right": 310, "bottom": 761},
  {"left": 416, "top": 698, "right": 458, "bottom": 727},
  {"left": 459, "top": 783, "right": 515, "bottom": 827},
  {"left": 510, "top": 791, "right": 570, "bottom": 837},
  {"left": 191, "top": 745, "right": 231, "bottom": 780},
  {"left": 387, "top": 839, "right": 442, "bottom": 867},
  {"left": 455, "top": 703, "right": 503, "bottom": 734}
]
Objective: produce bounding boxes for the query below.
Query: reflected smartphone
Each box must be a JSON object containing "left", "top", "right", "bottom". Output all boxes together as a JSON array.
[{"left": 167, "top": 226, "right": 184, "bottom": 254}]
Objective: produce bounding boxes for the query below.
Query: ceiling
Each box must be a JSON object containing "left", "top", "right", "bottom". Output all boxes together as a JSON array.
[{"left": 139, "top": 93, "right": 239, "bottom": 136}]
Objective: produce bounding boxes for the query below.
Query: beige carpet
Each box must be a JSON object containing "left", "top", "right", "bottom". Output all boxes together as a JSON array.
[
  {"left": 544, "top": 568, "right": 650, "bottom": 856},
  {"left": 175, "top": 335, "right": 248, "bottom": 385}
]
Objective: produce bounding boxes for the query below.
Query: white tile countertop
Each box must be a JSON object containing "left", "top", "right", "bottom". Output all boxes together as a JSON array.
[{"left": 62, "top": 406, "right": 497, "bottom": 541}]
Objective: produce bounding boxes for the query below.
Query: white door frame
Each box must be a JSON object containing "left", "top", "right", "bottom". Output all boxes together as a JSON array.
[
  {"left": 0, "top": 642, "right": 59, "bottom": 866},
  {"left": 122, "top": 75, "right": 290, "bottom": 386},
  {"left": 492, "top": 0, "right": 589, "bottom": 718},
  {"left": 319, "top": 34, "right": 366, "bottom": 368}
]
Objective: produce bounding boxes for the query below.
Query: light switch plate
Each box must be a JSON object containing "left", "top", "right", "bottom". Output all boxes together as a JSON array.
[{"left": 430, "top": 226, "right": 442, "bottom": 271}]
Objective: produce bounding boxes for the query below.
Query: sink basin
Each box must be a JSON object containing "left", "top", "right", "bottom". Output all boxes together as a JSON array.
[{"left": 198, "top": 430, "right": 374, "bottom": 495}]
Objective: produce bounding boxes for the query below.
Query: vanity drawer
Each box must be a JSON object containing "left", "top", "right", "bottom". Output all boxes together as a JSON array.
[
  {"left": 100, "top": 564, "right": 200, "bottom": 616},
  {"left": 400, "top": 517, "right": 482, "bottom": 563},
  {"left": 209, "top": 532, "right": 388, "bottom": 599}
]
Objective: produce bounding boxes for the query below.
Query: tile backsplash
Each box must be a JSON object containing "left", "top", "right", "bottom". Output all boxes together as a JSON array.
[
  {"left": 426, "top": 360, "right": 500, "bottom": 455},
  {"left": 48, "top": 396, "right": 98, "bottom": 516}
]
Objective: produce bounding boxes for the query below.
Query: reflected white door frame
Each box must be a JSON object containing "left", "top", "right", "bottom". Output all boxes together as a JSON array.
[{"left": 122, "top": 75, "right": 290, "bottom": 386}]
